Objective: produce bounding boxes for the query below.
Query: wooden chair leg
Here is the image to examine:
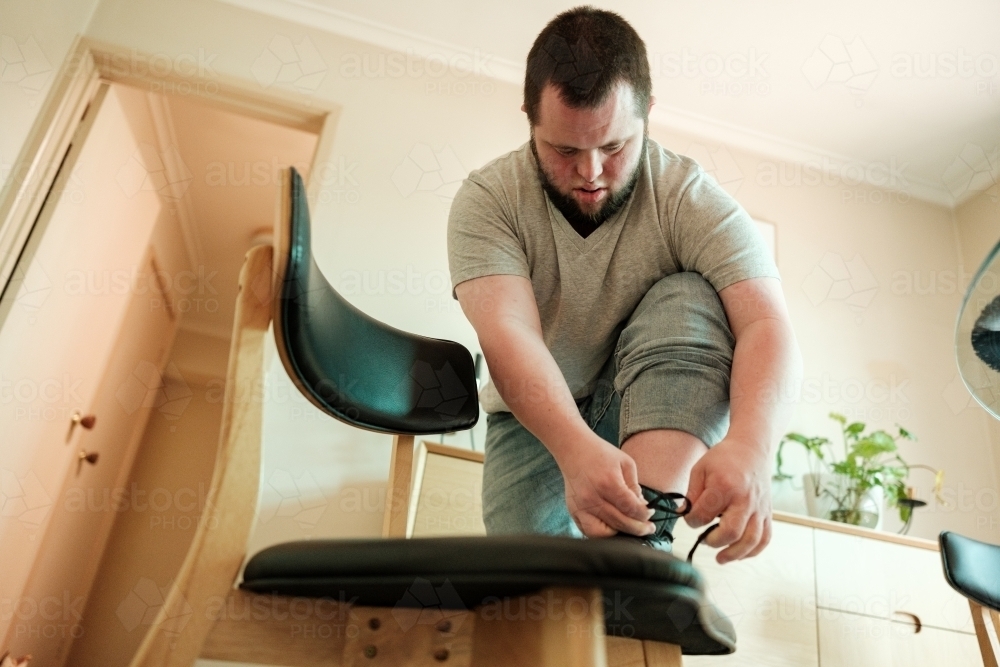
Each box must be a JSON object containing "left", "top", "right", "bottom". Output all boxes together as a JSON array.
[
  {"left": 470, "top": 587, "right": 607, "bottom": 667},
  {"left": 382, "top": 434, "right": 416, "bottom": 537},
  {"left": 642, "top": 640, "right": 683, "bottom": 667},
  {"left": 606, "top": 636, "right": 644, "bottom": 666},
  {"left": 970, "top": 600, "right": 1000, "bottom": 667}
]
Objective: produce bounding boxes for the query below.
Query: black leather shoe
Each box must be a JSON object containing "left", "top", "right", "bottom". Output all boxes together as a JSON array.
[
  {"left": 612, "top": 485, "right": 684, "bottom": 552},
  {"left": 611, "top": 486, "right": 721, "bottom": 562}
]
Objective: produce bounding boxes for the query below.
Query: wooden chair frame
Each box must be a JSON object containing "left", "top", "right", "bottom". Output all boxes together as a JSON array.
[
  {"left": 970, "top": 600, "right": 1000, "bottom": 667},
  {"left": 125, "top": 244, "right": 685, "bottom": 667}
]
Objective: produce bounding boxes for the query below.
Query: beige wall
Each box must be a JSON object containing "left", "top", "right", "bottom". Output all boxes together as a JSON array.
[{"left": 955, "top": 185, "right": 1000, "bottom": 279}]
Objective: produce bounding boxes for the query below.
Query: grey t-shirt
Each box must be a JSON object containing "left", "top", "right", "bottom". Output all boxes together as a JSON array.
[{"left": 448, "top": 138, "right": 779, "bottom": 414}]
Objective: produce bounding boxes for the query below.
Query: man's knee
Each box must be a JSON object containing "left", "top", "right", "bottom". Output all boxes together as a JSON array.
[
  {"left": 637, "top": 272, "right": 731, "bottom": 335},
  {"left": 613, "top": 272, "right": 734, "bottom": 445},
  {"left": 617, "top": 272, "right": 734, "bottom": 369}
]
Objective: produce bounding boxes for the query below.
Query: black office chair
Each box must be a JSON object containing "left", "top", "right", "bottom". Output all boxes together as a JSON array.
[
  {"left": 129, "top": 167, "right": 735, "bottom": 667},
  {"left": 940, "top": 532, "right": 1000, "bottom": 665}
]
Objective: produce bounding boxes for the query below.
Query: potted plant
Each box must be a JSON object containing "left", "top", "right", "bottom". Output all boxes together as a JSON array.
[{"left": 774, "top": 413, "right": 921, "bottom": 528}]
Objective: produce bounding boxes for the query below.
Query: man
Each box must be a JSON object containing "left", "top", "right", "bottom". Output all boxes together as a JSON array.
[{"left": 447, "top": 7, "right": 801, "bottom": 563}]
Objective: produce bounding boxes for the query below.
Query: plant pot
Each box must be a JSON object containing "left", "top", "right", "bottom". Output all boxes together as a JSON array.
[{"left": 802, "top": 473, "right": 884, "bottom": 530}]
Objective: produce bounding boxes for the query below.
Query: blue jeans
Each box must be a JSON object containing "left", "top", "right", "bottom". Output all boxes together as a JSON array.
[{"left": 482, "top": 272, "right": 736, "bottom": 537}]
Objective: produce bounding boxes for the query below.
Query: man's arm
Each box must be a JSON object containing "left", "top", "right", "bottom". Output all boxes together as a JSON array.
[
  {"left": 685, "top": 276, "right": 802, "bottom": 563},
  {"left": 455, "top": 274, "right": 654, "bottom": 537}
]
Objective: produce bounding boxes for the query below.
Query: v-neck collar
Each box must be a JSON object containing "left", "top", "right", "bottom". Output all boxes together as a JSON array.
[{"left": 545, "top": 187, "right": 634, "bottom": 254}]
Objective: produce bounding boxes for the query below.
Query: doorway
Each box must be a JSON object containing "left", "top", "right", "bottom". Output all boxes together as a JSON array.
[{"left": 0, "top": 41, "right": 328, "bottom": 666}]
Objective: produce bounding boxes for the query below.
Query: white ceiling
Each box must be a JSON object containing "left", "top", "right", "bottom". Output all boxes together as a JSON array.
[{"left": 225, "top": 0, "right": 1000, "bottom": 208}]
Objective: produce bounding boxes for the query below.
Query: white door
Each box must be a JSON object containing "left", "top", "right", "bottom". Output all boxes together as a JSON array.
[{"left": 0, "top": 84, "right": 164, "bottom": 649}]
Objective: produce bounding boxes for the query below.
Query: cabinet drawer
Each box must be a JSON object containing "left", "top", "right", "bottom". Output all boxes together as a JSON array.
[
  {"left": 675, "top": 521, "right": 818, "bottom": 666},
  {"left": 814, "top": 529, "right": 973, "bottom": 634},
  {"left": 818, "top": 608, "right": 980, "bottom": 667}
]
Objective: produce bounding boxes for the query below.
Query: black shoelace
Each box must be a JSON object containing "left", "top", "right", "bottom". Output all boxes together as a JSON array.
[{"left": 643, "top": 489, "right": 721, "bottom": 564}]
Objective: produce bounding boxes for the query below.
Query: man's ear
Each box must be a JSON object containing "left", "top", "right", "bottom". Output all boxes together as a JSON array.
[
  {"left": 521, "top": 103, "right": 527, "bottom": 112},
  {"left": 648, "top": 95, "right": 656, "bottom": 114}
]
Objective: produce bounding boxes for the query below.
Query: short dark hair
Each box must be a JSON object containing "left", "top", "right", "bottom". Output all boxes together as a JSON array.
[{"left": 524, "top": 6, "right": 651, "bottom": 126}]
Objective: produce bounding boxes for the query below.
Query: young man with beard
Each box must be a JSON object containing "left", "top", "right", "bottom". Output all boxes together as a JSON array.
[{"left": 448, "top": 7, "right": 801, "bottom": 563}]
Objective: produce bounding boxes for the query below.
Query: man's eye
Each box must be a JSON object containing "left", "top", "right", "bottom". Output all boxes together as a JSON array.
[
  {"left": 557, "top": 148, "right": 576, "bottom": 156},
  {"left": 603, "top": 144, "right": 624, "bottom": 154}
]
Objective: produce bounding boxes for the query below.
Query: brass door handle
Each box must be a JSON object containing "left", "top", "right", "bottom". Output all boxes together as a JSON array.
[
  {"left": 66, "top": 410, "right": 97, "bottom": 442},
  {"left": 78, "top": 450, "right": 99, "bottom": 465}
]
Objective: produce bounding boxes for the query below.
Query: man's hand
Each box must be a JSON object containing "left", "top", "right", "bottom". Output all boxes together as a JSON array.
[
  {"left": 555, "top": 434, "right": 655, "bottom": 538},
  {"left": 684, "top": 437, "right": 773, "bottom": 564},
  {"left": 691, "top": 276, "right": 800, "bottom": 564}
]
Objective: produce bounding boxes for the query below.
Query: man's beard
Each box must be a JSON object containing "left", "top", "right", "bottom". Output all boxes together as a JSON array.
[{"left": 531, "top": 133, "right": 647, "bottom": 235}]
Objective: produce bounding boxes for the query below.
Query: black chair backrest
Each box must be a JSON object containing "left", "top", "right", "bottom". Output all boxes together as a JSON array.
[
  {"left": 272, "top": 168, "right": 479, "bottom": 435},
  {"left": 939, "top": 531, "right": 1000, "bottom": 611}
]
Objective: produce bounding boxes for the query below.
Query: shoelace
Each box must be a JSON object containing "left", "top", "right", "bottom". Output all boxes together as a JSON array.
[{"left": 643, "top": 489, "right": 721, "bottom": 564}]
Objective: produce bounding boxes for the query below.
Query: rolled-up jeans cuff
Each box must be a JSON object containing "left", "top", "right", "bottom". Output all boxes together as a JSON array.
[{"left": 617, "top": 348, "right": 731, "bottom": 446}]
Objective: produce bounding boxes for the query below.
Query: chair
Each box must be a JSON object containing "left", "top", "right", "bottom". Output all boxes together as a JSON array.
[
  {"left": 128, "top": 168, "right": 735, "bottom": 667},
  {"left": 940, "top": 531, "right": 1000, "bottom": 666}
]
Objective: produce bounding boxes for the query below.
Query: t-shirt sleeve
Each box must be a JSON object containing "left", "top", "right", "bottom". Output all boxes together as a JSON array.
[
  {"left": 669, "top": 162, "right": 780, "bottom": 291},
  {"left": 447, "top": 174, "right": 530, "bottom": 300}
]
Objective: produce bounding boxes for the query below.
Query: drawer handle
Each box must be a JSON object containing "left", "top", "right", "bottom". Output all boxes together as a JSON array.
[{"left": 892, "top": 611, "right": 922, "bottom": 633}]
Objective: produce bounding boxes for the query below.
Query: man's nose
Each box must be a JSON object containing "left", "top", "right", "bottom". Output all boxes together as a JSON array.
[{"left": 576, "top": 150, "right": 603, "bottom": 184}]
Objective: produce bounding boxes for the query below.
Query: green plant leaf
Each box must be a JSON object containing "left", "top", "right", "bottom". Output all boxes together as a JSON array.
[
  {"left": 846, "top": 422, "right": 866, "bottom": 435},
  {"left": 851, "top": 432, "right": 896, "bottom": 459},
  {"left": 829, "top": 412, "right": 846, "bottom": 424}
]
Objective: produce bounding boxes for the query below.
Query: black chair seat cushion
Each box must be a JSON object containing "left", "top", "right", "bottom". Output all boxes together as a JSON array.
[
  {"left": 939, "top": 531, "right": 1000, "bottom": 611},
  {"left": 241, "top": 535, "right": 736, "bottom": 655}
]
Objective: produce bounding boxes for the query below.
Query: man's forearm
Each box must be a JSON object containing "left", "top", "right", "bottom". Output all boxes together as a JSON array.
[
  {"left": 481, "top": 321, "right": 593, "bottom": 459},
  {"left": 726, "top": 317, "right": 802, "bottom": 453}
]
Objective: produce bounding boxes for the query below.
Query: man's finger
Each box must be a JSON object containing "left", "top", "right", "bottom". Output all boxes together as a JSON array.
[
  {"left": 619, "top": 457, "right": 644, "bottom": 499},
  {"left": 744, "top": 515, "right": 772, "bottom": 559},
  {"left": 596, "top": 500, "right": 655, "bottom": 536},
  {"left": 704, "top": 500, "right": 751, "bottom": 549},
  {"left": 717, "top": 512, "right": 763, "bottom": 563},
  {"left": 575, "top": 511, "right": 617, "bottom": 538},
  {"left": 608, "top": 477, "right": 653, "bottom": 522},
  {"left": 686, "top": 478, "right": 726, "bottom": 529}
]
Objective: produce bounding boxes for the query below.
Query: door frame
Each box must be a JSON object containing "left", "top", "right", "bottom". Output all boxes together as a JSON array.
[{"left": 0, "top": 35, "right": 341, "bottom": 330}]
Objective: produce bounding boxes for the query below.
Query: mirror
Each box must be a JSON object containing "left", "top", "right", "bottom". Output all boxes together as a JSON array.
[{"left": 957, "top": 239, "right": 1000, "bottom": 419}]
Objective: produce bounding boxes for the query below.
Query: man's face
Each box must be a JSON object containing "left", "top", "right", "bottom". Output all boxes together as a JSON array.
[{"left": 530, "top": 81, "right": 648, "bottom": 225}]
